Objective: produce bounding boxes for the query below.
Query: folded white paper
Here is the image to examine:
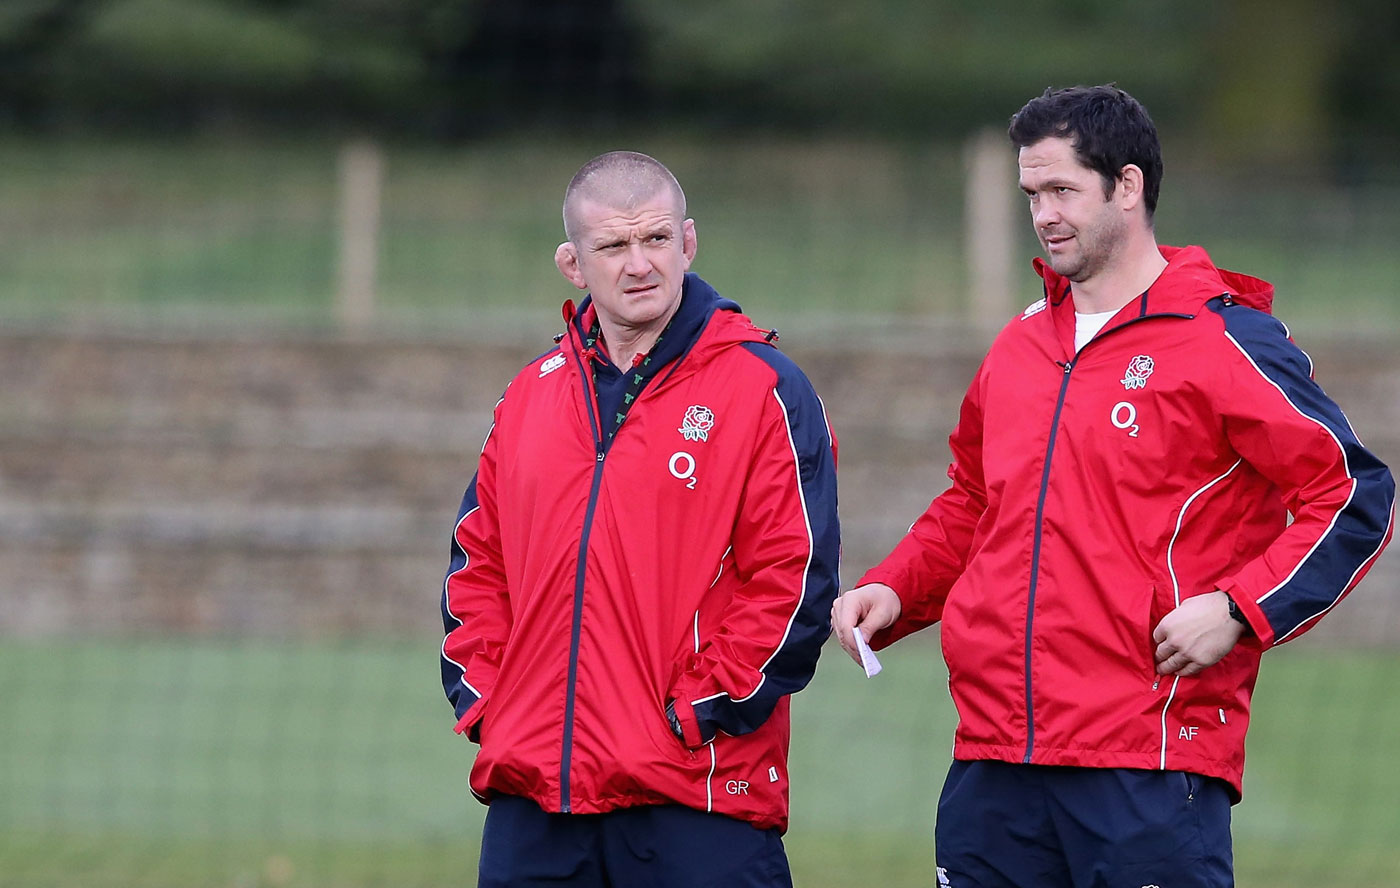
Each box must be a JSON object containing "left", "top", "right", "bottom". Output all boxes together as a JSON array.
[{"left": 853, "top": 626, "right": 883, "bottom": 678}]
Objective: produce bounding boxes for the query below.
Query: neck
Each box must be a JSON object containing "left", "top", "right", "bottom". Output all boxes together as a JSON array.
[
  {"left": 598, "top": 324, "right": 661, "bottom": 370},
  {"left": 595, "top": 302, "right": 681, "bottom": 369},
  {"left": 1072, "top": 233, "right": 1169, "bottom": 315}
]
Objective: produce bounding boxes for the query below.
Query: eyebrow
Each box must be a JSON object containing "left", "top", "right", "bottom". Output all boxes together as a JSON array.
[
  {"left": 1020, "top": 177, "right": 1078, "bottom": 193},
  {"left": 588, "top": 222, "right": 674, "bottom": 248}
]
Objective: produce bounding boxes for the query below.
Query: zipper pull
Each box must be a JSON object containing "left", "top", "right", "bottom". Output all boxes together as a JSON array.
[{"left": 1055, "top": 359, "right": 1073, "bottom": 374}]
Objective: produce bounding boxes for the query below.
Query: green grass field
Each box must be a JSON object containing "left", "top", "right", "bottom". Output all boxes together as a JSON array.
[
  {"left": 2, "top": 637, "right": 1397, "bottom": 887},
  {"left": 0, "top": 137, "right": 1396, "bottom": 333}
]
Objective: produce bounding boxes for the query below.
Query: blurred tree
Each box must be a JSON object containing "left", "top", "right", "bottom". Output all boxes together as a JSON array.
[
  {"left": 0, "top": 0, "right": 101, "bottom": 127},
  {"left": 423, "top": 0, "right": 648, "bottom": 137},
  {"left": 1328, "top": 0, "right": 1400, "bottom": 174},
  {"left": 0, "top": 0, "right": 1393, "bottom": 167},
  {"left": 633, "top": 0, "right": 1218, "bottom": 136},
  {"left": 41, "top": 0, "right": 421, "bottom": 132},
  {"left": 1196, "top": 0, "right": 1343, "bottom": 162}
]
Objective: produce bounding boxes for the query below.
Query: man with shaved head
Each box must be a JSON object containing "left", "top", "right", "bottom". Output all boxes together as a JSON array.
[
  {"left": 553, "top": 151, "right": 697, "bottom": 375},
  {"left": 441, "top": 151, "right": 839, "bottom": 887},
  {"left": 560, "top": 150, "right": 687, "bottom": 243}
]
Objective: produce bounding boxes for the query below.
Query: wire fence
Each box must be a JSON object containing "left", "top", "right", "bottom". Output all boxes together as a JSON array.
[
  {"left": 1, "top": 136, "right": 1398, "bottom": 887},
  {"left": 1, "top": 137, "right": 1398, "bottom": 333}
]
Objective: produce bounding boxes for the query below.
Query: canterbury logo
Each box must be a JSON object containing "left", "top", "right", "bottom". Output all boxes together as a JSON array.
[{"left": 538, "top": 354, "right": 566, "bottom": 377}]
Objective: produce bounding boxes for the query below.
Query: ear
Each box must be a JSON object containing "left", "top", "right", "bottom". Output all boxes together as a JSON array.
[
  {"left": 681, "top": 219, "right": 697, "bottom": 271},
  {"left": 555, "top": 242, "right": 587, "bottom": 290},
  {"left": 1117, "top": 164, "right": 1146, "bottom": 213}
]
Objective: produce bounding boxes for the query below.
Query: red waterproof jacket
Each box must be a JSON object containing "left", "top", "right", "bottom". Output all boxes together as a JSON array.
[
  {"left": 861, "top": 246, "right": 1394, "bottom": 798},
  {"left": 441, "top": 275, "right": 839, "bottom": 832}
]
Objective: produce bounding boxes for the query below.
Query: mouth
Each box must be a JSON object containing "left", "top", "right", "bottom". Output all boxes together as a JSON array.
[
  {"left": 623, "top": 283, "right": 659, "bottom": 296},
  {"left": 1044, "top": 234, "right": 1074, "bottom": 251}
]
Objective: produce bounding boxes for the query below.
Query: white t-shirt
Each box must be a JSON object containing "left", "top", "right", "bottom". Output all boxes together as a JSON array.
[{"left": 1074, "top": 309, "right": 1118, "bottom": 352}]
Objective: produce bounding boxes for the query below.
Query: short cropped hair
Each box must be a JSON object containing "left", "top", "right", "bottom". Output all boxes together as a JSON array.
[
  {"left": 1008, "top": 85, "right": 1163, "bottom": 217},
  {"left": 562, "top": 151, "right": 687, "bottom": 242}
]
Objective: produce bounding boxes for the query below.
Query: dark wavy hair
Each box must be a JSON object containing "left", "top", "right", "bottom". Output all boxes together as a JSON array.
[{"left": 1008, "top": 85, "right": 1163, "bottom": 218}]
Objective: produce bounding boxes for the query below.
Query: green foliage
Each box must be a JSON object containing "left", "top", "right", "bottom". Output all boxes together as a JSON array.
[
  {"left": 0, "top": 0, "right": 1395, "bottom": 160},
  {"left": 635, "top": 0, "right": 1217, "bottom": 134},
  {"left": 83, "top": 0, "right": 323, "bottom": 86},
  {"left": 1330, "top": 0, "right": 1400, "bottom": 143},
  {"left": 44, "top": 0, "right": 421, "bottom": 126}
]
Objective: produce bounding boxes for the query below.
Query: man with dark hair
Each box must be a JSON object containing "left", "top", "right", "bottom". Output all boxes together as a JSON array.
[
  {"left": 832, "top": 84, "right": 1394, "bottom": 885},
  {"left": 441, "top": 150, "right": 839, "bottom": 887},
  {"left": 1008, "top": 84, "right": 1164, "bottom": 216}
]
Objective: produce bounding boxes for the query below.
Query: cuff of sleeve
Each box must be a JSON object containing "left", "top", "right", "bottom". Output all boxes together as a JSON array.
[
  {"left": 454, "top": 697, "right": 488, "bottom": 744},
  {"left": 670, "top": 697, "right": 706, "bottom": 749},
  {"left": 855, "top": 566, "right": 896, "bottom": 591},
  {"left": 1218, "top": 579, "right": 1274, "bottom": 648}
]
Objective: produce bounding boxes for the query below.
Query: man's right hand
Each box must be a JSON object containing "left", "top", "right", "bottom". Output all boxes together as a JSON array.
[{"left": 830, "top": 583, "right": 902, "bottom": 666}]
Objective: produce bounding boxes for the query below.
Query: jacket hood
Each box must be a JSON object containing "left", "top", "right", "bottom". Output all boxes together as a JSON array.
[{"left": 1034, "top": 244, "right": 1274, "bottom": 316}]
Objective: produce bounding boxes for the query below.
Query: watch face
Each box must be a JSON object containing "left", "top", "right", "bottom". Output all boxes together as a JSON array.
[{"left": 1226, "top": 595, "right": 1249, "bottom": 627}]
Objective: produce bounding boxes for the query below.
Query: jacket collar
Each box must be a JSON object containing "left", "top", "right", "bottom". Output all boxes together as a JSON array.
[
  {"left": 560, "top": 273, "right": 769, "bottom": 383},
  {"left": 1028, "top": 245, "right": 1274, "bottom": 360},
  {"left": 1034, "top": 244, "right": 1275, "bottom": 318}
]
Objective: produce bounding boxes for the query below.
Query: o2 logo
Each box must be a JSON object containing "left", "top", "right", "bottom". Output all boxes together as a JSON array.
[
  {"left": 669, "top": 451, "right": 698, "bottom": 489},
  {"left": 1111, "top": 401, "right": 1140, "bottom": 438}
]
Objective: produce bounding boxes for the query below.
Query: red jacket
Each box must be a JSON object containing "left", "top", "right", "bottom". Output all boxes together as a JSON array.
[
  {"left": 861, "top": 246, "right": 1394, "bottom": 798},
  {"left": 440, "top": 275, "right": 839, "bottom": 832}
]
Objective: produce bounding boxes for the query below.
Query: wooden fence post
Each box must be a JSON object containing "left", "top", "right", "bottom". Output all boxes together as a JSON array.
[
  {"left": 964, "top": 128, "right": 1017, "bottom": 332},
  {"left": 336, "top": 139, "right": 384, "bottom": 335}
]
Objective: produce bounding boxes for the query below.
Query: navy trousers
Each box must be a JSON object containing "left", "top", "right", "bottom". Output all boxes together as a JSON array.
[
  {"left": 935, "top": 760, "right": 1234, "bottom": 888},
  {"left": 477, "top": 795, "right": 793, "bottom": 888}
]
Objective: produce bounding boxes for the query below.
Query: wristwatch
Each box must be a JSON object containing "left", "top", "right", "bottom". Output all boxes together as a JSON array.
[
  {"left": 665, "top": 700, "right": 685, "bottom": 740},
  {"left": 1223, "top": 592, "right": 1252, "bottom": 634}
]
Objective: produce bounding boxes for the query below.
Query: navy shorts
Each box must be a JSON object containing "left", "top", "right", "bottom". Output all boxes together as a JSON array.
[
  {"left": 477, "top": 795, "right": 792, "bottom": 888},
  {"left": 935, "top": 760, "right": 1233, "bottom": 888}
]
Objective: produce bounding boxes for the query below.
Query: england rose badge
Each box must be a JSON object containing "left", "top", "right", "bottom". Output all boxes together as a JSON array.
[
  {"left": 678, "top": 405, "right": 715, "bottom": 442},
  {"left": 1121, "top": 355, "right": 1155, "bottom": 390}
]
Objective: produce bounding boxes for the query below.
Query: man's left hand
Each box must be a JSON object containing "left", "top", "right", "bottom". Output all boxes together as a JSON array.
[{"left": 1152, "top": 590, "right": 1246, "bottom": 676}]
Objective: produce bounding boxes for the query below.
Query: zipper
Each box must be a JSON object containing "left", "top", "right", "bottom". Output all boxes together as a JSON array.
[
  {"left": 559, "top": 330, "right": 608, "bottom": 813},
  {"left": 1021, "top": 309, "right": 1192, "bottom": 762},
  {"left": 1024, "top": 356, "right": 1074, "bottom": 762}
]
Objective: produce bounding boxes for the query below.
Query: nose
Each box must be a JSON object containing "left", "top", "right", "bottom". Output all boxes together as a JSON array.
[
  {"left": 1032, "top": 197, "right": 1059, "bottom": 230},
  {"left": 622, "top": 242, "right": 653, "bottom": 276}
]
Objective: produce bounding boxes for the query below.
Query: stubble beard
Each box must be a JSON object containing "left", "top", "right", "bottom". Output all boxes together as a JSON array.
[{"left": 1051, "top": 214, "right": 1125, "bottom": 285}]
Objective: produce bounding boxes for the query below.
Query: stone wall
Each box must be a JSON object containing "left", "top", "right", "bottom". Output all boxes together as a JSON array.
[{"left": 2, "top": 325, "right": 1395, "bottom": 643}]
